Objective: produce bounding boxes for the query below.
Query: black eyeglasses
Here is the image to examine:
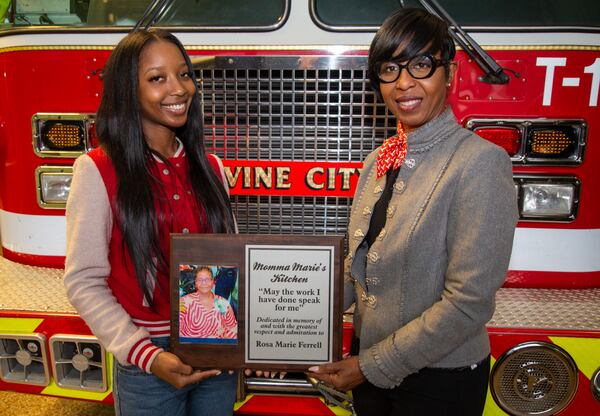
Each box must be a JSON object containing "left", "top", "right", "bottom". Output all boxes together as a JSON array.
[{"left": 377, "top": 54, "right": 449, "bottom": 83}]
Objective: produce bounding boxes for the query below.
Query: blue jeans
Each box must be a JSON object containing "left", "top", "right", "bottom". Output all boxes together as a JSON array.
[{"left": 114, "top": 337, "right": 237, "bottom": 416}]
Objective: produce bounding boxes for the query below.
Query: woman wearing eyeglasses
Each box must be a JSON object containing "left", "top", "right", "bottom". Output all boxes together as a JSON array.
[
  {"left": 308, "top": 8, "right": 518, "bottom": 416},
  {"left": 179, "top": 267, "right": 238, "bottom": 340}
]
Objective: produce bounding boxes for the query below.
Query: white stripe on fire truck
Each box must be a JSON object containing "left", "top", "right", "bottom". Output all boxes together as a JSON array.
[
  {"left": 0, "top": 209, "right": 66, "bottom": 256},
  {"left": 1, "top": 210, "right": 600, "bottom": 272},
  {"left": 509, "top": 227, "right": 600, "bottom": 272}
]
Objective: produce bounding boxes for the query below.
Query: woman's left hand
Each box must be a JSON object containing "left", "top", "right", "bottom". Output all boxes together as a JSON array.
[{"left": 307, "top": 356, "right": 366, "bottom": 391}]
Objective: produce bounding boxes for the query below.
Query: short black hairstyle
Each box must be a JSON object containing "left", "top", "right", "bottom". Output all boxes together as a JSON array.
[{"left": 368, "top": 8, "right": 456, "bottom": 97}]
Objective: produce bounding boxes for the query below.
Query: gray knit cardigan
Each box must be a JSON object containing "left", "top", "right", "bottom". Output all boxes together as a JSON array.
[{"left": 344, "top": 108, "right": 518, "bottom": 388}]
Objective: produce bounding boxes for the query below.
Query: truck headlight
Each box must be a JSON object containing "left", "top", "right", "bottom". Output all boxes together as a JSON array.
[
  {"left": 35, "top": 166, "right": 73, "bottom": 209},
  {"left": 522, "top": 184, "right": 575, "bottom": 216},
  {"left": 515, "top": 176, "right": 579, "bottom": 221}
]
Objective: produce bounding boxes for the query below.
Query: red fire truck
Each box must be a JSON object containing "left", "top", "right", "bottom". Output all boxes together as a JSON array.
[{"left": 0, "top": 1, "right": 599, "bottom": 415}]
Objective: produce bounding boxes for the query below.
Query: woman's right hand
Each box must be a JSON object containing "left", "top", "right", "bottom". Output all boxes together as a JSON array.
[{"left": 150, "top": 351, "right": 221, "bottom": 389}]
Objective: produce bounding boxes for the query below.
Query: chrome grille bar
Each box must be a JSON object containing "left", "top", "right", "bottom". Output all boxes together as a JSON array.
[{"left": 245, "top": 376, "right": 317, "bottom": 394}]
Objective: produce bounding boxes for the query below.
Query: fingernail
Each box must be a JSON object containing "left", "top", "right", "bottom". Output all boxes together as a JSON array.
[
  {"left": 215, "top": 370, "right": 222, "bottom": 375},
  {"left": 279, "top": 373, "right": 285, "bottom": 379},
  {"left": 308, "top": 366, "right": 318, "bottom": 372}
]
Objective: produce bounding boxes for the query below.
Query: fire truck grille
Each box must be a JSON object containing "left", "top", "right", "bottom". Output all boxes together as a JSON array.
[
  {"left": 232, "top": 195, "right": 351, "bottom": 235},
  {"left": 196, "top": 56, "right": 393, "bottom": 235}
]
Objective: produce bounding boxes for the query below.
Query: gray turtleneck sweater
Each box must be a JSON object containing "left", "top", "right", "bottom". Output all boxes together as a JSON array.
[{"left": 344, "top": 108, "right": 518, "bottom": 389}]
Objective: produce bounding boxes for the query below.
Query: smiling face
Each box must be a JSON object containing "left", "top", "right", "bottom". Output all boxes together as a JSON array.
[
  {"left": 379, "top": 49, "right": 455, "bottom": 134},
  {"left": 137, "top": 40, "right": 195, "bottom": 140},
  {"left": 195, "top": 269, "right": 215, "bottom": 295}
]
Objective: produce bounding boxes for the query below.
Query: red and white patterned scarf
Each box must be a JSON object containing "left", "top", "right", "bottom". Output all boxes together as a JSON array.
[{"left": 376, "top": 121, "right": 408, "bottom": 179}]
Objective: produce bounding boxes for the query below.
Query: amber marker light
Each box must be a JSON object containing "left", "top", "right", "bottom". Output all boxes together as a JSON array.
[
  {"left": 528, "top": 128, "right": 576, "bottom": 158},
  {"left": 32, "top": 113, "right": 96, "bottom": 158},
  {"left": 44, "top": 123, "right": 83, "bottom": 149}
]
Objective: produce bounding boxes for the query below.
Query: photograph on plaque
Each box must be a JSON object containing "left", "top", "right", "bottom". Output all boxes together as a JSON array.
[
  {"left": 170, "top": 234, "right": 343, "bottom": 370},
  {"left": 178, "top": 264, "right": 239, "bottom": 345}
]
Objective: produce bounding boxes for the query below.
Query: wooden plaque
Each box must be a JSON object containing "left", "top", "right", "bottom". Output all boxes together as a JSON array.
[{"left": 170, "top": 234, "right": 344, "bottom": 370}]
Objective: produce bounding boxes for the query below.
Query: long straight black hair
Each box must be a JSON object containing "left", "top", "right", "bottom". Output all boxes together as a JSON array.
[{"left": 96, "top": 29, "right": 235, "bottom": 307}]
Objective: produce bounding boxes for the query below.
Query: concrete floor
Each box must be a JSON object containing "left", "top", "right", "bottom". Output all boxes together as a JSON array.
[{"left": 0, "top": 391, "right": 115, "bottom": 416}]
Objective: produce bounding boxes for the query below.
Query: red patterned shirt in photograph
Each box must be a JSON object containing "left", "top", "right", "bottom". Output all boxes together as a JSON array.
[{"left": 179, "top": 294, "right": 237, "bottom": 339}]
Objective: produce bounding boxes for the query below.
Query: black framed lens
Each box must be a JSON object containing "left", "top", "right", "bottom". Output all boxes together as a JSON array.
[{"left": 377, "top": 54, "right": 448, "bottom": 83}]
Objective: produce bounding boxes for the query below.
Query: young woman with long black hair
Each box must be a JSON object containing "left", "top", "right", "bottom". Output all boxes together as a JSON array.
[{"left": 64, "top": 29, "right": 237, "bottom": 415}]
